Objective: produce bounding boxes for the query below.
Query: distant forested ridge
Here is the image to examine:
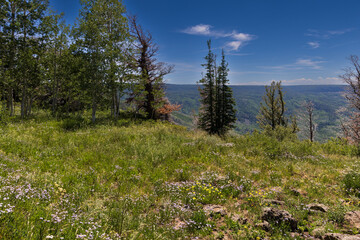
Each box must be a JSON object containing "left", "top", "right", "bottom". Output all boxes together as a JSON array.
[{"left": 166, "top": 84, "right": 347, "bottom": 142}]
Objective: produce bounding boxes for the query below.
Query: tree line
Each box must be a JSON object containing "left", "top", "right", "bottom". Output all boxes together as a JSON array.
[{"left": 0, "top": 0, "right": 179, "bottom": 122}]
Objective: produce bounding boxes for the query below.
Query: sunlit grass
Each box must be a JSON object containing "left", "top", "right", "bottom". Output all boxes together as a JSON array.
[{"left": 0, "top": 116, "right": 359, "bottom": 239}]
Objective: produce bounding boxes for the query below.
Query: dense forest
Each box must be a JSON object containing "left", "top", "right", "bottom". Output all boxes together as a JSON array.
[{"left": 0, "top": 0, "right": 177, "bottom": 122}]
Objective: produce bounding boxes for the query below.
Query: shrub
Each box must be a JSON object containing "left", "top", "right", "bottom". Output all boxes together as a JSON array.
[
  {"left": 263, "top": 125, "right": 298, "bottom": 142},
  {"left": 343, "top": 172, "right": 360, "bottom": 197},
  {"left": 0, "top": 102, "right": 9, "bottom": 126},
  {"left": 328, "top": 205, "right": 346, "bottom": 224},
  {"left": 60, "top": 117, "right": 87, "bottom": 131}
]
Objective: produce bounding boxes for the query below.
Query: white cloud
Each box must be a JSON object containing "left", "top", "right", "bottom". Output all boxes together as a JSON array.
[
  {"left": 226, "top": 41, "right": 242, "bottom": 51},
  {"left": 181, "top": 24, "right": 255, "bottom": 51},
  {"left": 182, "top": 24, "right": 212, "bottom": 36},
  {"left": 232, "top": 32, "right": 253, "bottom": 41},
  {"left": 308, "top": 41, "right": 320, "bottom": 49}
]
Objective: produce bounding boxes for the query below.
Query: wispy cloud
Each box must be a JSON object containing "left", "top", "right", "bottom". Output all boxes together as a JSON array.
[
  {"left": 181, "top": 24, "right": 255, "bottom": 51},
  {"left": 170, "top": 62, "right": 202, "bottom": 73},
  {"left": 279, "top": 77, "right": 343, "bottom": 85},
  {"left": 305, "top": 28, "right": 353, "bottom": 39},
  {"left": 262, "top": 58, "right": 325, "bottom": 70},
  {"left": 295, "top": 58, "right": 324, "bottom": 69},
  {"left": 182, "top": 24, "right": 212, "bottom": 36},
  {"left": 307, "top": 41, "right": 320, "bottom": 49}
]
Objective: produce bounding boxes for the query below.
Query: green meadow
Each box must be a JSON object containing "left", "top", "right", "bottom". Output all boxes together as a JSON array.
[{"left": 0, "top": 115, "right": 359, "bottom": 239}]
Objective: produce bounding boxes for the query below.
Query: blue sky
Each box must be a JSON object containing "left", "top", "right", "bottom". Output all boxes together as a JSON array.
[{"left": 49, "top": 0, "right": 360, "bottom": 85}]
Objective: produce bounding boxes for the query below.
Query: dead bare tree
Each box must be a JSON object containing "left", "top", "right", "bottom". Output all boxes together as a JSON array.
[
  {"left": 127, "top": 15, "right": 175, "bottom": 120},
  {"left": 301, "top": 101, "right": 316, "bottom": 142},
  {"left": 341, "top": 55, "right": 360, "bottom": 144}
]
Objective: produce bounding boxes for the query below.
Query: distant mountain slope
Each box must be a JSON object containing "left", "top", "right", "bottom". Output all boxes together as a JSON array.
[{"left": 166, "top": 84, "right": 347, "bottom": 142}]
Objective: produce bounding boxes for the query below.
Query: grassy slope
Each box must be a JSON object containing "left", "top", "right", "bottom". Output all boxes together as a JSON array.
[{"left": 0, "top": 118, "right": 359, "bottom": 239}]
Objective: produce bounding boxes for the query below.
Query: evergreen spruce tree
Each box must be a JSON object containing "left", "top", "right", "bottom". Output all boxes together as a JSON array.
[
  {"left": 198, "top": 40, "right": 216, "bottom": 134},
  {"left": 218, "top": 50, "right": 236, "bottom": 135},
  {"left": 198, "top": 42, "right": 236, "bottom": 135}
]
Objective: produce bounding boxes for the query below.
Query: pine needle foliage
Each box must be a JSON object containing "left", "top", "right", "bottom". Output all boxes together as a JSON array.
[{"left": 198, "top": 41, "right": 236, "bottom": 135}]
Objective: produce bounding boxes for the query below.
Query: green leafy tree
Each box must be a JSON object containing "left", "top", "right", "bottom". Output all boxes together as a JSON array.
[
  {"left": 41, "top": 11, "right": 69, "bottom": 117},
  {"left": 73, "top": 0, "right": 130, "bottom": 122},
  {"left": 1, "top": 0, "right": 49, "bottom": 118},
  {"left": 1, "top": 0, "right": 23, "bottom": 116},
  {"left": 100, "top": 0, "right": 130, "bottom": 119}
]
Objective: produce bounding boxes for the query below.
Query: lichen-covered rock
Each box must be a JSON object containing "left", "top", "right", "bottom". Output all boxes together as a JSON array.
[
  {"left": 344, "top": 211, "right": 360, "bottom": 230},
  {"left": 323, "top": 233, "right": 360, "bottom": 240},
  {"left": 261, "top": 207, "right": 297, "bottom": 231},
  {"left": 256, "top": 221, "right": 271, "bottom": 232},
  {"left": 230, "top": 213, "right": 247, "bottom": 224},
  {"left": 306, "top": 203, "right": 329, "bottom": 212},
  {"left": 203, "top": 204, "right": 227, "bottom": 216},
  {"left": 173, "top": 218, "right": 186, "bottom": 230},
  {"left": 311, "top": 226, "right": 325, "bottom": 238}
]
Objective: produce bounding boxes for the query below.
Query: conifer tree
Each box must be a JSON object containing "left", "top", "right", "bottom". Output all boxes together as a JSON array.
[
  {"left": 198, "top": 42, "right": 236, "bottom": 135},
  {"left": 218, "top": 50, "right": 236, "bottom": 135},
  {"left": 198, "top": 40, "right": 216, "bottom": 134}
]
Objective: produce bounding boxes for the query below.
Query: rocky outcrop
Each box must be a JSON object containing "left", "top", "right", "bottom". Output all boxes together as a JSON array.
[
  {"left": 323, "top": 233, "right": 360, "bottom": 240},
  {"left": 344, "top": 211, "right": 360, "bottom": 230},
  {"left": 256, "top": 221, "right": 271, "bottom": 231},
  {"left": 261, "top": 207, "right": 297, "bottom": 231},
  {"left": 307, "top": 203, "right": 329, "bottom": 212}
]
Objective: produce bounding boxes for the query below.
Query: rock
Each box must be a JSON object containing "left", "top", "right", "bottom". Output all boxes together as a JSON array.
[
  {"left": 173, "top": 218, "right": 186, "bottom": 230},
  {"left": 212, "top": 231, "right": 230, "bottom": 240},
  {"left": 311, "top": 227, "right": 325, "bottom": 238},
  {"left": 264, "top": 199, "right": 285, "bottom": 206},
  {"left": 323, "top": 233, "right": 360, "bottom": 240},
  {"left": 307, "top": 203, "right": 329, "bottom": 212},
  {"left": 289, "top": 232, "right": 301, "bottom": 238},
  {"left": 290, "top": 188, "right": 307, "bottom": 196},
  {"left": 231, "top": 213, "right": 247, "bottom": 224},
  {"left": 203, "top": 204, "right": 227, "bottom": 216},
  {"left": 261, "top": 207, "right": 297, "bottom": 231},
  {"left": 256, "top": 221, "right": 271, "bottom": 232},
  {"left": 345, "top": 211, "right": 360, "bottom": 230}
]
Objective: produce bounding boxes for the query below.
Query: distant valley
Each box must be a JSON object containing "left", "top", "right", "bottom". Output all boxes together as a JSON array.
[{"left": 167, "top": 84, "right": 347, "bottom": 142}]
